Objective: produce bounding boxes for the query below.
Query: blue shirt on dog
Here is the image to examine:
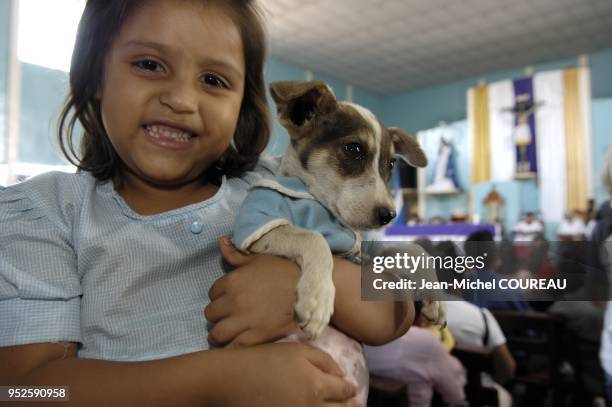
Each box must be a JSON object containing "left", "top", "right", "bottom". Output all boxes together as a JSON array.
[{"left": 232, "top": 177, "right": 360, "bottom": 258}]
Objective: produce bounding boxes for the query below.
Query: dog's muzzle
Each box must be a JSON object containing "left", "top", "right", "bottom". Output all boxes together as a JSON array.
[{"left": 377, "top": 207, "right": 396, "bottom": 226}]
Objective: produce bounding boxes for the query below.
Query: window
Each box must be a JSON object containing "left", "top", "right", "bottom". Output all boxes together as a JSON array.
[{"left": 1, "top": 0, "right": 84, "bottom": 185}]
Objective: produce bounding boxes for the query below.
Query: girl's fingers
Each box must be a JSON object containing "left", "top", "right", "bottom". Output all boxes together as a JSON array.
[
  {"left": 219, "top": 236, "right": 251, "bottom": 267},
  {"left": 227, "top": 330, "right": 261, "bottom": 348},
  {"left": 207, "top": 316, "right": 248, "bottom": 346},
  {"left": 208, "top": 274, "right": 228, "bottom": 301},
  {"left": 306, "top": 347, "right": 345, "bottom": 378},
  {"left": 227, "top": 323, "right": 295, "bottom": 348},
  {"left": 203, "top": 295, "right": 233, "bottom": 322},
  {"left": 319, "top": 374, "right": 358, "bottom": 402}
]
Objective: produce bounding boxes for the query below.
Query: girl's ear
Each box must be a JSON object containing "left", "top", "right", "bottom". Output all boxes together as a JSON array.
[
  {"left": 389, "top": 127, "right": 428, "bottom": 168},
  {"left": 269, "top": 81, "right": 337, "bottom": 129}
]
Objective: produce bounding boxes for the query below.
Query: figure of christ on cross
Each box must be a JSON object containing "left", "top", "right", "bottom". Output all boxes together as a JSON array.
[{"left": 503, "top": 93, "right": 543, "bottom": 176}]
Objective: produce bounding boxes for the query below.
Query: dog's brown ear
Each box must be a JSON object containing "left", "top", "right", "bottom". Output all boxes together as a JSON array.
[
  {"left": 389, "top": 127, "right": 428, "bottom": 168},
  {"left": 269, "top": 81, "right": 337, "bottom": 129}
]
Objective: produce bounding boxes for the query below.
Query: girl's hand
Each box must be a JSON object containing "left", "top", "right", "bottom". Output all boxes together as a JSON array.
[
  {"left": 218, "top": 342, "right": 360, "bottom": 407},
  {"left": 204, "top": 237, "right": 300, "bottom": 347}
]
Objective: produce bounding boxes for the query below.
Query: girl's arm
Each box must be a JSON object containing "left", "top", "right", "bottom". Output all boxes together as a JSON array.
[
  {"left": 330, "top": 256, "right": 414, "bottom": 345},
  {"left": 206, "top": 238, "right": 414, "bottom": 347},
  {"left": 0, "top": 341, "right": 357, "bottom": 407}
]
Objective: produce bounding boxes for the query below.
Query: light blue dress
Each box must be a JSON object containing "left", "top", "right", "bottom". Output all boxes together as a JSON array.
[{"left": 0, "top": 158, "right": 276, "bottom": 361}]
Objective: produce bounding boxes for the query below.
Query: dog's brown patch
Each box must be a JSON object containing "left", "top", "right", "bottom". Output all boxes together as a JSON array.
[{"left": 297, "top": 104, "right": 375, "bottom": 178}]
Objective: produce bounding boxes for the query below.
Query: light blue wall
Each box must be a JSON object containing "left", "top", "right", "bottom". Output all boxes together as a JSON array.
[
  {"left": 592, "top": 98, "right": 612, "bottom": 204},
  {"left": 263, "top": 58, "right": 307, "bottom": 155},
  {"left": 18, "top": 63, "right": 70, "bottom": 164},
  {"left": 591, "top": 49, "right": 612, "bottom": 99},
  {"left": 353, "top": 87, "right": 384, "bottom": 118}
]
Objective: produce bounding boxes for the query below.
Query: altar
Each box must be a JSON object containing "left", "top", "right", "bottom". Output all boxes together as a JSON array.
[{"left": 383, "top": 224, "right": 498, "bottom": 242}]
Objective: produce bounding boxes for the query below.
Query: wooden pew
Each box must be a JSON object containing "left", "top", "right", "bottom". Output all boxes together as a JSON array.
[
  {"left": 368, "top": 374, "right": 409, "bottom": 407},
  {"left": 491, "top": 310, "right": 564, "bottom": 406},
  {"left": 451, "top": 343, "right": 498, "bottom": 406}
]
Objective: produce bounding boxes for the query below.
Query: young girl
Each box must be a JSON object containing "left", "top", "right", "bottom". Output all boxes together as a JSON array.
[{"left": 0, "top": 0, "right": 414, "bottom": 405}]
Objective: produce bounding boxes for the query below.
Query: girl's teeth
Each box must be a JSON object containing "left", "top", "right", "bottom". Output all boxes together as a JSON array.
[{"left": 146, "top": 125, "right": 192, "bottom": 142}]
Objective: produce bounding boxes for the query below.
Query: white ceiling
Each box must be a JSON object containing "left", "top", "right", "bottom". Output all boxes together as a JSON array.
[{"left": 261, "top": 0, "right": 612, "bottom": 95}]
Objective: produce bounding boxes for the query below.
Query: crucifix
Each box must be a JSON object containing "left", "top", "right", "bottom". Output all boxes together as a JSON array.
[{"left": 503, "top": 93, "right": 543, "bottom": 176}]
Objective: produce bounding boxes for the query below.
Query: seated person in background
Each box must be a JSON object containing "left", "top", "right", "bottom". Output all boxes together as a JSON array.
[
  {"left": 557, "top": 210, "right": 587, "bottom": 241},
  {"left": 446, "top": 299, "right": 515, "bottom": 407},
  {"left": 497, "top": 240, "right": 531, "bottom": 280},
  {"left": 512, "top": 212, "right": 543, "bottom": 243},
  {"left": 450, "top": 209, "right": 468, "bottom": 224},
  {"left": 594, "top": 146, "right": 612, "bottom": 404},
  {"left": 549, "top": 300, "right": 606, "bottom": 402},
  {"left": 463, "top": 230, "right": 530, "bottom": 311},
  {"left": 429, "top": 215, "right": 446, "bottom": 224},
  {"left": 364, "top": 312, "right": 466, "bottom": 407},
  {"left": 585, "top": 199, "right": 598, "bottom": 240},
  {"left": 527, "top": 236, "right": 558, "bottom": 280},
  {"left": 407, "top": 212, "right": 422, "bottom": 226}
]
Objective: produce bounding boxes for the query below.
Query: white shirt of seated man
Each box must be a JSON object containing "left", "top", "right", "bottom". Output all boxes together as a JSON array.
[
  {"left": 557, "top": 211, "right": 586, "bottom": 239},
  {"left": 512, "top": 213, "right": 543, "bottom": 242}
]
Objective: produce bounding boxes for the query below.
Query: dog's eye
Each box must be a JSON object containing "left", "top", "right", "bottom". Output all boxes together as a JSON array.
[
  {"left": 389, "top": 158, "right": 396, "bottom": 169},
  {"left": 344, "top": 143, "right": 365, "bottom": 160}
]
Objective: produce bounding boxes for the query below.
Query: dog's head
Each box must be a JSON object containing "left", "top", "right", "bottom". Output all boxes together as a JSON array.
[{"left": 270, "top": 80, "right": 427, "bottom": 230}]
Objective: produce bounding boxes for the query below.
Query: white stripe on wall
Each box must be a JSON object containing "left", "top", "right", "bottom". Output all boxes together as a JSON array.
[
  {"left": 487, "top": 80, "right": 515, "bottom": 182},
  {"left": 534, "top": 70, "right": 566, "bottom": 222}
]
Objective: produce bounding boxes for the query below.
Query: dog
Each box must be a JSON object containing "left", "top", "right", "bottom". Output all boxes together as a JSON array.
[{"left": 232, "top": 80, "right": 436, "bottom": 405}]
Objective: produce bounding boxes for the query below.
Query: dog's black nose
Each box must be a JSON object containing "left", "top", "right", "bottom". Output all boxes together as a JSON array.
[{"left": 377, "top": 208, "right": 396, "bottom": 225}]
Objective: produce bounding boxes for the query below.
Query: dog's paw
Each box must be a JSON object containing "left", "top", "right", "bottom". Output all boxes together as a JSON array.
[
  {"left": 295, "top": 274, "right": 335, "bottom": 340},
  {"left": 420, "top": 300, "right": 447, "bottom": 327}
]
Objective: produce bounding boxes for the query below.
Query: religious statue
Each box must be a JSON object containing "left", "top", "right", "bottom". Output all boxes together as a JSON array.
[
  {"left": 504, "top": 93, "right": 543, "bottom": 177},
  {"left": 426, "top": 137, "right": 460, "bottom": 193},
  {"left": 483, "top": 187, "right": 504, "bottom": 224}
]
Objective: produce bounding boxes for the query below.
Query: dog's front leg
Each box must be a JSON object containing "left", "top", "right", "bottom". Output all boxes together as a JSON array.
[{"left": 249, "top": 224, "right": 334, "bottom": 339}]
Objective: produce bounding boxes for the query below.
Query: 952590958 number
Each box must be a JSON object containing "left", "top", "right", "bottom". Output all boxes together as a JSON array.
[{"left": 0, "top": 386, "right": 69, "bottom": 401}]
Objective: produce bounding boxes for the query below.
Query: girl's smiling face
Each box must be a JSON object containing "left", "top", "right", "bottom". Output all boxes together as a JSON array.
[{"left": 100, "top": 0, "right": 245, "bottom": 190}]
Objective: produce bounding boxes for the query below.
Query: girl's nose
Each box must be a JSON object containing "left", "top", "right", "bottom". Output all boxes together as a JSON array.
[{"left": 159, "top": 78, "right": 198, "bottom": 114}]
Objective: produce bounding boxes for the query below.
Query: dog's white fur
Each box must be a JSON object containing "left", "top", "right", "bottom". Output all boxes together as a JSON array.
[{"left": 250, "top": 225, "right": 335, "bottom": 336}]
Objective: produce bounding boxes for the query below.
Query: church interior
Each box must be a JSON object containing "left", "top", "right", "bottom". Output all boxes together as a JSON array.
[{"left": 1, "top": 0, "right": 612, "bottom": 406}]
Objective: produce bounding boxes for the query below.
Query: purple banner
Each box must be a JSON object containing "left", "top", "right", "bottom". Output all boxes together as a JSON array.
[{"left": 512, "top": 77, "right": 538, "bottom": 176}]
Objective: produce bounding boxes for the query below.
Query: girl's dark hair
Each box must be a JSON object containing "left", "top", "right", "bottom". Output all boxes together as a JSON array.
[{"left": 58, "top": 0, "right": 270, "bottom": 182}]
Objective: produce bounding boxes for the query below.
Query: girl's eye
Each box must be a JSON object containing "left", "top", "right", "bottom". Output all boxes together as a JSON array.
[
  {"left": 133, "top": 59, "right": 164, "bottom": 72},
  {"left": 202, "top": 73, "right": 228, "bottom": 89},
  {"left": 344, "top": 143, "right": 366, "bottom": 160}
]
